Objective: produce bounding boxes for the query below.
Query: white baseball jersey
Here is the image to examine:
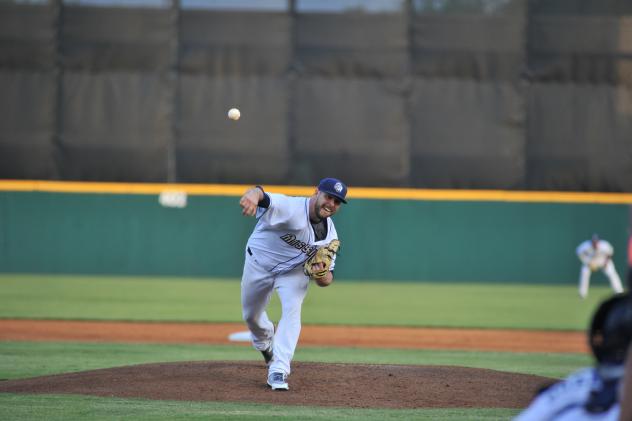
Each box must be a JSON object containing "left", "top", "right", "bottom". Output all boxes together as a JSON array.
[
  {"left": 577, "top": 240, "right": 614, "bottom": 269},
  {"left": 246, "top": 192, "right": 338, "bottom": 275},
  {"left": 513, "top": 367, "right": 621, "bottom": 421}
]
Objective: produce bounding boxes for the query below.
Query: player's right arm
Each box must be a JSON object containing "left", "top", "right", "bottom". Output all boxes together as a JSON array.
[
  {"left": 602, "top": 242, "right": 614, "bottom": 261},
  {"left": 577, "top": 242, "right": 592, "bottom": 266},
  {"left": 239, "top": 186, "right": 269, "bottom": 216}
]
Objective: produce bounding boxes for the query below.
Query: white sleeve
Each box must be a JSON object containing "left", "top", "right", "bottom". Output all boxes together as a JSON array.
[{"left": 577, "top": 243, "right": 591, "bottom": 264}]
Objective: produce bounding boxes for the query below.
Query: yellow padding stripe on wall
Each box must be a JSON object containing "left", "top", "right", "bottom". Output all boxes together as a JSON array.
[{"left": 1, "top": 179, "right": 632, "bottom": 204}]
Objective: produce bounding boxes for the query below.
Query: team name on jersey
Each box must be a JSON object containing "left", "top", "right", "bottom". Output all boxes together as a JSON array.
[{"left": 280, "top": 233, "right": 318, "bottom": 256}]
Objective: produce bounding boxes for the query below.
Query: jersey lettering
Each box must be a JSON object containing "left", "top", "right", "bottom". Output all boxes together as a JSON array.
[
  {"left": 247, "top": 193, "right": 338, "bottom": 274},
  {"left": 280, "top": 233, "right": 319, "bottom": 255}
]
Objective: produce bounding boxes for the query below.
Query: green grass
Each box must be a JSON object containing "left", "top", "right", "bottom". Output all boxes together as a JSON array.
[
  {"left": 0, "top": 341, "right": 576, "bottom": 421},
  {"left": 0, "top": 273, "right": 615, "bottom": 329},
  {"left": 0, "top": 341, "right": 590, "bottom": 380},
  {"left": 0, "top": 273, "right": 602, "bottom": 420},
  {"left": 0, "top": 394, "right": 520, "bottom": 421}
]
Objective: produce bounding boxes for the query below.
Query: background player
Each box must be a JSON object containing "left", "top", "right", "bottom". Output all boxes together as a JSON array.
[
  {"left": 627, "top": 236, "right": 632, "bottom": 421},
  {"left": 621, "top": 346, "right": 632, "bottom": 421},
  {"left": 238, "top": 178, "right": 347, "bottom": 390},
  {"left": 576, "top": 234, "right": 624, "bottom": 299},
  {"left": 627, "top": 233, "right": 632, "bottom": 290},
  {"left": 514, "top": 292, "right": 632, "bottom": 421}
]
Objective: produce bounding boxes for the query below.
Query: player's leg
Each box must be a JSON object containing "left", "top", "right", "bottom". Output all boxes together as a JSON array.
[
  {"left": 603, "top": 261, "right": 624, "bottom": 293},
  {"left": 579, "top": 265, "right": 591, "bottom": 298},
  {"left": 241, "top": 253, "right": 275, "bottom": 352},
  {"left": 268, "top": 268, "right": 309, "bottom": 377}
]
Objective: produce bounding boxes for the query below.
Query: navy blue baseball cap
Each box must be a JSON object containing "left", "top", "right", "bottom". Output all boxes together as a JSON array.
[{"left": 318, "top": 178, "right": 348, "bottom": 204}]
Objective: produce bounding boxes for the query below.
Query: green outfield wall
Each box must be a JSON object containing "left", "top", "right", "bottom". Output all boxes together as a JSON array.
[{"left": 0, "top": 183, "right": 630, "bottom": 284}]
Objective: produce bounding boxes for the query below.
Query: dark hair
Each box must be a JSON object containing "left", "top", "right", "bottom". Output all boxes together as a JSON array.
[{"left": 589, "top": 292, "right": 632, "bottom": 365}]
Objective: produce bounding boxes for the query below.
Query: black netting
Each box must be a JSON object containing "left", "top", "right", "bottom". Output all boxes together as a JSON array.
[{"left": 0, "top": 0, "right": 631, "bottom": 191}]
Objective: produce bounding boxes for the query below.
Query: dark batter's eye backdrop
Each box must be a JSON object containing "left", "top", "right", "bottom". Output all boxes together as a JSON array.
[{"left": 1, "top": 0, "right": 631, "bottom": 191}]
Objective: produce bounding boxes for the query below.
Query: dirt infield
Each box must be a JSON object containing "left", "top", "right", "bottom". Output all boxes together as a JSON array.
[
  {"left": 0, "top": 319, "right": 589, "bottom": 353},
  {"left": 0, "top": 319, "right": 585, "bottom": 408}
]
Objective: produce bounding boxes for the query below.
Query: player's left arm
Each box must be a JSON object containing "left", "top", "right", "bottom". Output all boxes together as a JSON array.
[
  {"left": 602, "top": 242, "right": 614, "bottom": 264},
  {"left": 311, "top": 263, "right": 333, "bottom": 287},
  {"left": 306, "top": 237, "right": 339, "bottom": 287},
  {"left": 314, "top": 225, "right": 339, "bottom": 287}
]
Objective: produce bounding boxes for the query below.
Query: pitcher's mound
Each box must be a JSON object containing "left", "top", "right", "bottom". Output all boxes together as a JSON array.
[{"left": 0, "top": 361, "right": 553, "bottom": 408}]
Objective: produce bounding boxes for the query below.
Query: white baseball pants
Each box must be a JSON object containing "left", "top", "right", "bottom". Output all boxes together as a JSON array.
[
  {"left": 578, "top": 260, "right": 624, "bottom": 298},
  {"left": 241, "top": 251, "right": 309, "bottom": 376}
]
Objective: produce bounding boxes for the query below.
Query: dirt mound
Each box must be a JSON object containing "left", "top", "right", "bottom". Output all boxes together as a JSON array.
[{"left": 0, "top": 361, "right": 553, "bottom": 409}]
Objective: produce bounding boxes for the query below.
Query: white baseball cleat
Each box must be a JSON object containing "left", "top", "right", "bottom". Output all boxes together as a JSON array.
[{"left": 267, "top": 372, "right": 289, "bottom": 390}]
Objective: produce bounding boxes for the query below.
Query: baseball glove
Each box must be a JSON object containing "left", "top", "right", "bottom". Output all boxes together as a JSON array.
[{"left": 304, "top": 239, "right": 340, "bottom": 279}]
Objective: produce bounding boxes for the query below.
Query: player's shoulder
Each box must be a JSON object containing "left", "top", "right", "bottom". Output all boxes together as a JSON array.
[
  {"left": 267, "top": 192, "right": 306, "bottom": 207},
  {"left": 549, "top": 368, "right": 595, "bottom": 394},
  {"left": 566, "top": 367, "right": 595, "bottom": 382},
  {"left": 599, "top": 240, "right": 613, "bottom": 248},
  {"left": 577, "top": 241, "right": 590, "bottom": 251},
  {"left": 532, "top": 368, "right": 591, "bottom": 398},
  {"left": 514, "top": 368, "right": 595, "bottom": 421}
]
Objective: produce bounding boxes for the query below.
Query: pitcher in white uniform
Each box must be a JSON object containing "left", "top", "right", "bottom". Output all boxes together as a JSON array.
[
  {"left": 238, "top": 178, "right": 347, "bottom": 390},
  {"left": 576, "top": 234, "right": 624, "bottom": 299}
]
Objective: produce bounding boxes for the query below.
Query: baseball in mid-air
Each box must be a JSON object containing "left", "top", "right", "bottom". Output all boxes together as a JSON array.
[{"left": 228, "top": 108, "right": 241, "bottom": 121}]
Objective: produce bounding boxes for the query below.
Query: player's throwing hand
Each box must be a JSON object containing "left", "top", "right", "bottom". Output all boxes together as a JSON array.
[{"left": 240, "top": 187, "right": 263, "bottom": 217}]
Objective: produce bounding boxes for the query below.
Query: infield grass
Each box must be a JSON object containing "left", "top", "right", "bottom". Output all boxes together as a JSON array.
[
  {"left": 0, "top": 341, "right": 589, "bottom": 380},
  {"left": 0, "top": 273, "right": 602, "bottom": 421},
  {"left": 0, "top": 394, "right": 520, "bottom": 421},
  {"left": 0, "top": 273, "right": 614, "bottom": 330},
  {"left": 0, "top": 341, "right": 572, "bottom": 421}
]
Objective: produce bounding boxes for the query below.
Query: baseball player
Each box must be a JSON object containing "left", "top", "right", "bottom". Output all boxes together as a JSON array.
[
  {"left": 576, "top": 234, "right": 624, "bottom": 299},
  {"left": 621, "top": 346, "right": 632, "bottom": 421},
  {"left": 627, "top": 234, "right": 632, "bottom": 290},
  {"left": 514, "top": 292, "right": 632, "bottom": 421},
  {"left": 238, "top": 177, "right": 346, "bottom": 390}
]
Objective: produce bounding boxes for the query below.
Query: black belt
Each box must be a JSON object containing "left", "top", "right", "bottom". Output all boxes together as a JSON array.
[{"left": 247, "top": 247, "right": 253, "bottom": 256}]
